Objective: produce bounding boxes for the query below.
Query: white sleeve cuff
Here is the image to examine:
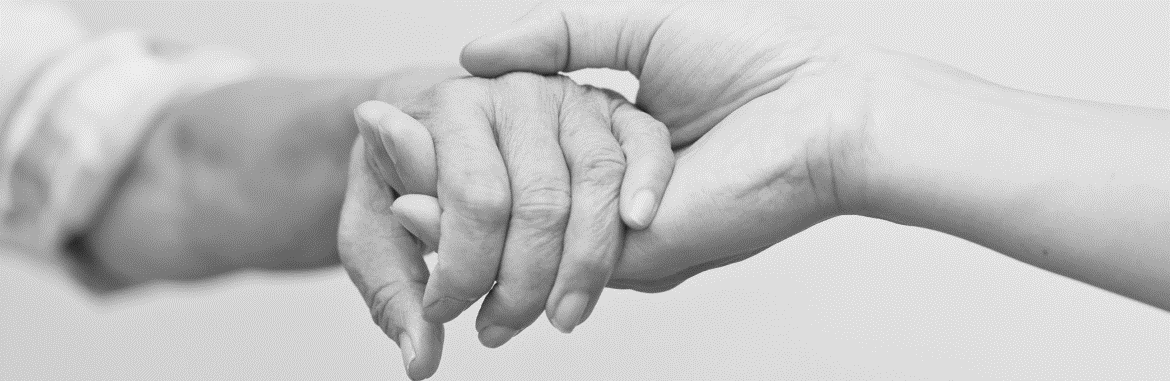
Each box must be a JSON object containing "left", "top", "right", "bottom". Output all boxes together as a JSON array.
[{"left": 0, "top": 29, "right": 257, "bottom": 272}]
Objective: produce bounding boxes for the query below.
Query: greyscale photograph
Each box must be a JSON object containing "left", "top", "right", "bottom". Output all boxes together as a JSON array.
[{"left": 1, "top": 1, "right": 1168, "bottom": 380}]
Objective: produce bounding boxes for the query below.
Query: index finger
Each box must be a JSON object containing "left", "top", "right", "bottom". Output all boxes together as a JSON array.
[
  {"left": 338, "top": 138, "right": 442, "bottom": 380},
  {"left": 611, "top": 101, "right": 673, "bottom": 229},
  {"left": 419, "top": 79, "right": 512, "bottom": 323},
  {"left": 357, "top": 100, "right": 438, "bottom": 196}
]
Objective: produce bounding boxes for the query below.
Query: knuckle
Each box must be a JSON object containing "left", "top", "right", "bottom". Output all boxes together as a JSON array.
[
  {"left": 634, "top": 118, "right": 671, "bottom": 143},
  {"left": 366, "top": 281, "right": 415, "bottom": 335},
  {"left": 494, "top": 275, "right": 556, "bottom": 310},
  {"left": 490, "top": 73, "right": 562, "bottom": 112},
  {"left": 450, "top": 180, "right": 512, "bottom": 223},
  {"left": 496, "top": 239, "right": 562, "bottom": 288},
  {"left": 437, "top": 267, "right": 496, "bottom": 299},
  {"left": 576, "top": 151, "right": 626, "bottom": 188},
  {"left": 519, "top": 257, "right": 561, "bottom": 288},
  {"left": 511, "top": 184, "right": 572, "bottom": 226}
]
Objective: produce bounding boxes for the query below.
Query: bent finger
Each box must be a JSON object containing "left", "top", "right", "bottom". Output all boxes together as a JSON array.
[
  {"left": 422, "top": 79, "right": 511, "bottom": 324},
  {"left": 610, "top": 101, "right": 673, "bottom": 229},
  {"left": 545, "top": 90, "right": 626, "bottom": 334},
  {"left": 338, "top": 139, "right": 442, "bottom": 380},
  {"left": 392, "top": 194, "right": 441, "bottom": 252},
  {"left": 355, "top": 103, "right": 406, "bottom": 194},
  {"left": 358, "top": 100, "right": 438, "bottom": 196},
  {"left": 474, "top": 74, "right": 571, "bottom": 348}
]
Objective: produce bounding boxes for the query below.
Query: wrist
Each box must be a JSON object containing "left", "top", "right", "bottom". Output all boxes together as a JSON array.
[
  {"left": 850, "top": 52, "right": 1038, "bottom": 235},
  {"left": 854, "top": 51, "right": 1168, "bottom": 244}
]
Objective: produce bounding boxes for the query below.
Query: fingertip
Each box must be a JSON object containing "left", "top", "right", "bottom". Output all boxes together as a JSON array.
[
  {"left": 355, "top": 100, "right": 390, "bottom": 127},
  {"left": 381, "top": 108, "right": 439, "bottom": 196},
  {"left": 477, "top": 325, "right": 520, "bottom": 349},
  {"left": 622, "top": 189, "right": 658, "bottom": 230},
  {"left": 459, "top": 11, "right": 566, "bottom": 77},
  {"left": 354, "top": 101, "right": 395, "bottom": 160},
  {"left": 397, "top": 332, "right": 417, "bottom": 377},
  {"left": 391, "top": 195, "right": 441, "bottom": 250},
  {"left": 399, "top": 322, "right": 443, "bottom": 381},
  {"left": 548, "top": 292, "right": 593, "bottom": 334},
  {"left": 612, "top": 104, "right": 673, "bottom": 230},
  {"left": 458, "top": 40, "right": 498, "bottom": 77}
]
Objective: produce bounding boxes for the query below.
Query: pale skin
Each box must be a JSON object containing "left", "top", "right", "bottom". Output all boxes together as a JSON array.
[
  {"left": 345, "top": 3, "right": 1170, "bottom": 380},
  {"left": 77, "top": 64, "right": 674, "bottom": 380},
  {"left": 82, "top": 65, "right": 646, "bottom": 284},
  {"left": 63, "top": 3, "right": 1169, "bottom": 381},
  {"left": 341, "top": 72, "right": 675, "bottom": 379}
]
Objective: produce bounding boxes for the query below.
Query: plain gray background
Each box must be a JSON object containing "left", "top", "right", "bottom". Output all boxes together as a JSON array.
[{"left": 2, "top": 1, "right": 1168, "bottom": 380}]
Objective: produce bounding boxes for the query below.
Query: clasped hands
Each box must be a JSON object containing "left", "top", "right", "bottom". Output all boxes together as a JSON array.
[{"left": 339, "top": 3, "right": 882, "bottom": 380}]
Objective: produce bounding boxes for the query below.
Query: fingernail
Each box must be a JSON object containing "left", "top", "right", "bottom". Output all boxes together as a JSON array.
[
  {"left": 357, "top": 103, "right": 385, "bottom": 127},
  {"left": 629, "top": 189, "right": 658, "bottom": 228},
  {"left": 397, "top": 332, "right": 416, "bottom": 376},
  {"left": 424, "top": 296, "right": 473, "bottom": 323},
  {"left": 478, "top": 325, "right": 520, "bottom": 348},
  {"left": 381, "top": 111, "right": 419, "bottom": 169},
  {"left": 552, "top": 293, "right": 590, "bottom": 333},
  {"left": 356, "top": 104, "right": 394, "bottom": 169}
]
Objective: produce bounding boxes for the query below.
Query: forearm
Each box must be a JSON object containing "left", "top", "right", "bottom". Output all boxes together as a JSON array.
[
  {"left": 81, "top": 65, "right": 464, "bottom": 288},
  {"left": 863, "top": 61, "right": 1170, "bottom": 309},
  {"left": 84, "top": 75, "right": 375, "bottom": 283}
]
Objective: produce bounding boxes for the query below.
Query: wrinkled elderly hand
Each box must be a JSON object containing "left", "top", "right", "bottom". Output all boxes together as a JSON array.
[
  {"left": 338, "top": 72, "right": 672, "bottom": 379},
  {"left": 410, "top": 2, "right": 874, "bottom": 294}
]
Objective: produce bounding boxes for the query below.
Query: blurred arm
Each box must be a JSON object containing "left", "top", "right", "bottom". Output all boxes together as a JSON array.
[
  {"left": 0, "top": 1, "right": 255, "bottom": 290},
  {"left": 2, "top": 2, "right": 466, "bottom": 293},
  {"left": 78, "top": 66, "right": 464, "bottom": 292}
]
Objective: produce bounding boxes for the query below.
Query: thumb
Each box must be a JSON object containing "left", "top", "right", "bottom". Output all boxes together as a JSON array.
[
  {"left": 460, "top": 2, "right": 683, "bottom": 78},
  {"left": 392, "top": 194, "right": 441, "bottom": 251}
]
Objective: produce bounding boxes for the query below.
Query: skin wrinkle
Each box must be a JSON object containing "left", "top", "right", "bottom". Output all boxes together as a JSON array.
[
  {"left": 339, "top": 153, "right": 423, "bottom": 273},
  {"left": 372, "top": 118, "right": 410, "bottom": 190},
  {"left": 615, "top": 10, "right": 628, "bottom": 73},
  {"left": 368, "top": 279, "right": 410, "bottom": 338},
  {"left": 802, "top": 140, "right": 823, "bottom": 212},
  {"left": 361, "top": 142, "right": 397, "bottom": 211},
  {"left": 477, "top": 74, "right": 572, "bottom": 330},
  {"left": 559, "top": 11, "right": 572, "bottom": 73},
  {"left": 557, "top": 83, "right": 625, "bottom": 194},
  {"left": 833, "top": 95, "right": 875, "bottom": 216},
  {"left": 508, "top": 181, "right": 572, "bottom": 220},
  {"left": 495, "top": 76, "right": 571, "bottom": 237},
  {"left": 632, "top": 4, "right": 677, "bottom": 78},
  {"left": 550, "top": 81, "right": 628, "bottom": 318},
  {"left": 825, "top": 135, "right": 842, "bottom": 215},
  {"left": 817, "top": 95, "right": 853, "bottom": 216},
  {"left": 430, "top": 83, "right": 510, "bottom": 225},
  {"left": 562, "top": 129, "right": 625, "bottom": 189},
  {"left": 365, "top": 136, "right": 403, "bottom": 194}
]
